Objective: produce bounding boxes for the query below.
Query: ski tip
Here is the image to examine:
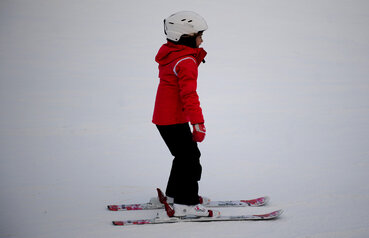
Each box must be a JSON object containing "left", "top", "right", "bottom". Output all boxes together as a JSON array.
[
  {"left": 263, "top": 196, "right": 270, "bottom": 205},
  {"left": 241, "top": 196, "right": 270, "bottom": 207},
  {"left": 270, "top": 209, "right": 284, "bottom": 219},
  {"left": 270, "top": 209, "right": 283, "bottom": 216},
  {"left": 255, "top": 196, "right": 270, "bottom": 206},
  {"left": 252, "top": 209, "right": 284, "bottom": 220}
]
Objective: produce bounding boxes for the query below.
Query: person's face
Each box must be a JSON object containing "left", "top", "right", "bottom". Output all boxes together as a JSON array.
[{"left": 196, "top": 33, "right": 203, "bottom": 48}]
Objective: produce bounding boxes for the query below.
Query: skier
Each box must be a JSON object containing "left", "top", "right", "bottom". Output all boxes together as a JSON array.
[{"left": 152, "top": 11, "right": 219, "bottom": 217}]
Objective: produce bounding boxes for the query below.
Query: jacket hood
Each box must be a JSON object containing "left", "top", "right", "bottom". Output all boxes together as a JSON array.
[{"left": 155, "top": 42, "right": 207, "bottom": 66}]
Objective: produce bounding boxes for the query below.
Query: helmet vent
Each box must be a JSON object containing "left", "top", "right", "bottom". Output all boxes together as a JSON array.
[{"left": 181, "top": 18, "right": 193, "bottom": 23}]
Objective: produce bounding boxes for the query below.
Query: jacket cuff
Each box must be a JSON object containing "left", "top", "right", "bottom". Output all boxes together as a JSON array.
[{"left": 190, "top": 115, "right": 204, "bottom": 125}]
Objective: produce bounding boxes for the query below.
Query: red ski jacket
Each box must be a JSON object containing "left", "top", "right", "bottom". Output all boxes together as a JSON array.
[{"left": 152, "top": 42, "right": 207, "bottom": 125}]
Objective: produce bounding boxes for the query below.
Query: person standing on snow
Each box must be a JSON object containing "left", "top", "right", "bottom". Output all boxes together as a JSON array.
[{"left": 152, "top": 11, "right": 220, "bottom": 217}]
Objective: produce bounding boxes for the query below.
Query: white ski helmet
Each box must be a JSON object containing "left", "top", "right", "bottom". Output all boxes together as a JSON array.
[{"left": 164, "top": 11, "right": 208, "bottom": 42}]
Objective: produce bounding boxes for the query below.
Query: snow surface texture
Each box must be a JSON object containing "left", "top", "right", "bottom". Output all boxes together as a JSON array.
[{"left": 1, "top": 0, "right": 369, "bottom": 237}]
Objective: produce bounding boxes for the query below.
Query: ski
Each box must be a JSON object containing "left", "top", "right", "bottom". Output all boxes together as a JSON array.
[
  {"left": 112, "top": 209, "right": 283, "bottom": 226},
  {"left": 107, "top": 197, "right": 268, "bottom": 211},
  {"left": 107, "top": 189, "right": 269, "bottom": 211}
]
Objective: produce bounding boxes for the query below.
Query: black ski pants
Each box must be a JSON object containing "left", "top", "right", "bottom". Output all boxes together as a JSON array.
[{"left": 156, "top": 123, "right": 202, "bottom": 205}]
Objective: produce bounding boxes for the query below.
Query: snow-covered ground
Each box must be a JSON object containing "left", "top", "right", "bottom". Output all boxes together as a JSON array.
[{"left": 1, "top": 0, "right": 369, "bottom": 237}]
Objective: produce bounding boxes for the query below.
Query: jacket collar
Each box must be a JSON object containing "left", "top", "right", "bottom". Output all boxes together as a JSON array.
[{"left": 155, "top": 41, "right": 207, "bottom": 66}]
